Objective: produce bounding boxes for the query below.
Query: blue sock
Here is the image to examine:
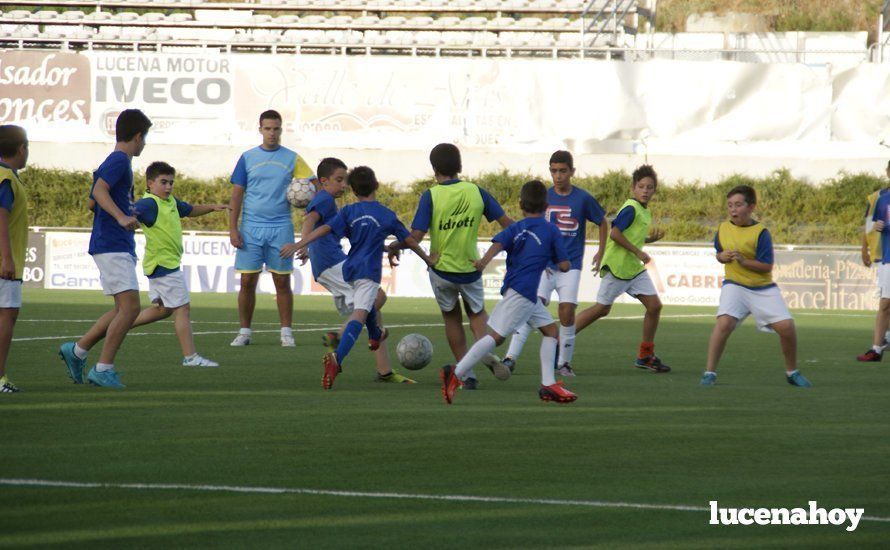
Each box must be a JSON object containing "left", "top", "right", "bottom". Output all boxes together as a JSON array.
[
  {"left": 336, "top": 320, "right": 363, "bottom": 365},
  {"left": 366, "top": 307, "right": 382, "bottom": 341}
]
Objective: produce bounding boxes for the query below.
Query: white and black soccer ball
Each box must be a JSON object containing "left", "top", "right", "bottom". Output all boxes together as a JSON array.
[
  {"left": 287, "top": 177, "right": 317, "bottom": 208},
  {"left": 396, "top": 333, "right": 433, "bottom": 371}
]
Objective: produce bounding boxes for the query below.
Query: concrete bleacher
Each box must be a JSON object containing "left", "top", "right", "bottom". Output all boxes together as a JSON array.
[{"left": 0, "top": 0, "right": 871, "bottom": 62}]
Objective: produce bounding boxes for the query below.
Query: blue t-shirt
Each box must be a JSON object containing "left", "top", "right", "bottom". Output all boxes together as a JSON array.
[
  {"left": 492, "top": 216, "right": 568, "bottom": 303},
  {"left": 133, "top": 196, "right": 193, "bottom": 227},
  {"left": 612, "top": 204, "right": 638, "bottom": 232},
  {"left": 89, "top": 151, "right": 136, "bottom": 256},
  {"left": 411, "top": 179, "right": 505, "bottom": 284},
  {"left": 0, "top": 161, "right": 16, "bottom": 211},
  {"left": 305, "top": 189, "right": 347, "bottom": 280},
  {"left": 873, "top": 192, "right": 890, "bottom": 264},
  {"left": 544, "top": 186, "right": 605, "bottom": 270},
  {"left": 232, "top": 145, "right": 308, "bottom": 228},
  {"left": 327, "top": 201, "right": 410, "bottom": 284}
]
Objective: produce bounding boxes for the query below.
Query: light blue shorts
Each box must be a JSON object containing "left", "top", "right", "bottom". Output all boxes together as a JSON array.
[{"left": 234, "top": 224, "right": 295, "bottom": 274}]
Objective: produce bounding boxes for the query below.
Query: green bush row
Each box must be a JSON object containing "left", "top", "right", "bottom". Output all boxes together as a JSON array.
[{"left": 20, "top": 166, "right": 883, "bottom": 246}]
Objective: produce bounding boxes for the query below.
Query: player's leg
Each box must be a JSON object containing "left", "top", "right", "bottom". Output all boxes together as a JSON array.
[
  {"left": 554, "top": 269, "right": 581, "bottom": 375},
  {"left": 634, "top": 293, "right": 669, "bottom": 372},
  {"left": 534, "top": 308, "right": 577, "bottom": 403},
  {"left": 504, "top": 270, "right": 552, "bottom": 369},
  {"left": 0, "top": 303, "right": 20, "bottom": 392},
  {"left": 860, "top": 264, "right": 890, "bottom": 361},
  {"left": 87, "top": 254, "right": 141, "bottom": 387},
  {"left": 267, "top": 225, "right": 296, "bottom": 346},
  {"left": 748, "top": 286, "right": 810, "bottom": 387},
  {"left": 575, "top": 272, "right": 625, "bottom": 333},
  {"left": 463, "top": 277, "right": 505, "bottom": 383},
  {"left": 702, "top": 315, "right": 738, "bottom": 385},
  {"left": 131, "top": 304, "right": 173, "bottom": 328},
  {"left": 317, "top": 261, "right": 352, "bottom": 351},
  {"left": 324, "top": 280, "right": 377, "bottom": 389},
  {"left": 769, "top": 319, "right": 809, "bottom": 387},
  {"left": 232, "top": 225, "right": 263, "bottom": 345},
  {"left": 371, "top": 304, "right": 414, "bottom": 384},
  {"left": 429, "top": 270, "right": 468, "bottom": 362}
]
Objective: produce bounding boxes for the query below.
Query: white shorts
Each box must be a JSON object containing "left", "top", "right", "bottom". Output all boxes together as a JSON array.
[
  {"left": 351, "top": 278, "right": 380, "bottom": 312},
  {"left": 537, "top": 268, "right": 581, "bottom": 305},
  {"left": 488, "top": 289, "right": 554, "bottom": 338},
  {"left": 878, "top": 264, "right": 890, "bottom": 299},
  {"left": 428, "top": 269, "right": 485, "bottom": 314},
  {"left": 148, "top": 270, "right": 190, "bottom": 309},
  {"left": 596, "top": 270, "right": 657, "bottom": 306},
  {"left": 317, "top": 262, "right": 355, "bottom": 316},
  {"left": 93, "top": 253, "right": 140, "bottom": 296},
  {"left": 0, "top": 279, "right": 22, "bottom": 308},
  {"left": 717, "top": 283, "right": 792, "bottom": 332}
]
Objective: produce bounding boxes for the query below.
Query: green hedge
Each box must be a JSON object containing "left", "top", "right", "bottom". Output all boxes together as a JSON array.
[{"left": 20, "top": 166, "right": 883, "bottom": 246}]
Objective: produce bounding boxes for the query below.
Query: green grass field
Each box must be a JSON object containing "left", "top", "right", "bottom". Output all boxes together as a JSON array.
[{"left": 1, "top": 289, "right": 889, "bottom": 548}]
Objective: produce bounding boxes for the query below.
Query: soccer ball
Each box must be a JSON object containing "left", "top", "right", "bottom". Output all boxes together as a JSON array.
[
  {"left": 287, "top": 177, "right": 316, "bottom": 208},
  {"left": 396, "top": 333, "right": 433, "bottom": 371}
]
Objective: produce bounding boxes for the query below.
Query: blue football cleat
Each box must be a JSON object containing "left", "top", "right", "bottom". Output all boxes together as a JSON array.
[
  {"left": 59, "top": 342, "right": 86, "bottom": 384},
  {"left": 786, "top": 370, "right": 811, "bottom": 388},
  {"left": 699, "top": 372, "right": 717, "bottom": 386},
  {"left": 87, "top": 367, "right": 125, "bottom": 389}
]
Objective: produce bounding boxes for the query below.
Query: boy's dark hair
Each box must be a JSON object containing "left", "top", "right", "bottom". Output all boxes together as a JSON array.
[
  {"left": 0, "top": 125, "right": 27, "bottom": 158},
  {"left": 317, "top": 157, "right": 347, "bottom": 180},
  {"left": 347, "top": 166, "right": 379, "bottom": 197},
  {"left": 519, "top": 179, "right": 548, "bottom": 214},
  {"left": 549, "top": 150, "right": 574, "bottom": 169},
  {"left": 116, "top": 109, "right": 152, "bottom": 143},
  {"left": 632, "top": 164, "right": 658, "bottom": 186},
  {"left": 429, "top": 143, "right": 461, "bottom": 178},
  {"left": 259, "top": 110, "right": 282, "bottom": 124},
  {"left": 146, "top": 161, "right": 175, "bottom": 183},
  {"left": 727, "top": 185, "right": 757, "bottom": 205}
]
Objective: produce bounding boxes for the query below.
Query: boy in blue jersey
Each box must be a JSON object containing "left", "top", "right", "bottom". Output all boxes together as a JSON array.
[
  {"left": 702, "top": 186, "right": 811, "bottom": 387},
  {"left": 573, "top": 165, "right": 670, "bottom": 373},
  {"left": 58, "top": 109, "right": 151, "bottom": 389},
  {"left": 283, "top": 166, "right": 436, "bottom": 389},
  {"left": 859, "top": 171, "right": 890, "bottom": 362},
  {"left": 299, "top": 157, "right": 414, "bottom": 384},
  {"left": 440, "top": 180, "right": 577, "bottom": 405},
  {"left": 228, "top": 110, "right": 315, "bottom": 348},
  {"left": 502, "top": 150, "right": 608, "bottom": 377}
]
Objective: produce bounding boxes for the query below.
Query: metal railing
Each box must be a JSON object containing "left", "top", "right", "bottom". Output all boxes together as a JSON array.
[{"left": 875, "top": 0, "right": 890, "bottom": 62}]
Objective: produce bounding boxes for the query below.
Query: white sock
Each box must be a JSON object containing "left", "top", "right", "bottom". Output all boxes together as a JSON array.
[
  {"left": 461, "top": 368, "right": 478, "bottom": 382},
  {"left": 540, "top": 336, "right": 558, "bottom": 386},
  {"left": 73, "top": 344, "right": 88, "bottom": 360},
  {"left": 95, "top": 362, "right": 114, "bottom": 373},
  {"left": 506, "top": 323, "right": 532, "bottom": 360},
  {"left": 185, "top": 353, "right": 198, "bottom": 360},
  {"left": 239, "top": 328, "right": 252, "bottom": 336},
  {"left": 873, "top": 344, "right": 885, "bottom": 354},
  {"left": 281, "top": 327, "right": 293, "bottom": 337},
  {"left": 558, "top": 324, "right": 576, "bottom": 366},
  {"left": 455, "top": 336, "right": 497, "bottom": 379}
]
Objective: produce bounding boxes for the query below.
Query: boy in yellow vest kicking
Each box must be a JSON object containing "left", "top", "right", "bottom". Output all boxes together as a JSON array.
[
  {"left": 132, "top": 162, "right": 228, "bottom": 367},
  {"left": 701, "top": 185, "right": 811, "bottom": 387},
  {"left": 574, "top": 165, "right": 670, "bottom": 373},
  {"left": 0, "top": 125, "right": 29, "bottom": 393}
]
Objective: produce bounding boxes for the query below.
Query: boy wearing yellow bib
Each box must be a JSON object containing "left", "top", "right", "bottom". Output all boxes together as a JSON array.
[
  {"left": 856, "top": 160, "right": 890, "bottom": 362},
  {"left": 0, "top": 125, "right": 29, "bottom": 393},
  {"left": 574, "top": 165, "right": 670, "bottom": 373},
  {"left": 701, "top": 185, "right": 811, "bottom": 387}
]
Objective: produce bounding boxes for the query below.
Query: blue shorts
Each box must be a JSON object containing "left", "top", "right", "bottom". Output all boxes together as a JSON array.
[{"left": 235, "top": 224, "right": 295, "bottom": 274}]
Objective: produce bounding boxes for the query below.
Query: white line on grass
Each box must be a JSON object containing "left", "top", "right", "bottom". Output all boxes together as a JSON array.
[{"left": 1, "top": 478, "right": 887, "bottom": 523}]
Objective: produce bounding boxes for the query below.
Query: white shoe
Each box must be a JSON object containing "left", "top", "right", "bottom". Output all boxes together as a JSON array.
[
  {"left": 230, "top": 333, "right": 251, "bottom": 346},
  {"left": 281, "top": 334, "right": 295, "bottom": 347},
  {"left": 182, "top": 354, "right": 219, "bottom": 368},
  {"left": 483, "top": 353, "right": 511, "bottom": 381}
]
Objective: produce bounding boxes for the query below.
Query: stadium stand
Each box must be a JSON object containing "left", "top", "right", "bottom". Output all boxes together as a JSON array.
[{"left": 0, "top": 0, "right": 872, "bottom": 63}]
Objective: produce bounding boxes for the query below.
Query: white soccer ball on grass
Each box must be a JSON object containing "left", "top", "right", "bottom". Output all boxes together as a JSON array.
[{"left": 396, "top": 333, "right": 434, "bottom": 371}]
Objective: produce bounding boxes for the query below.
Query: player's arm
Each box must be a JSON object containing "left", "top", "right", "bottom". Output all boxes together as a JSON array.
[
  {"left": 280, "top": 224, "right": 331, "bottom": 257},
  {"left": 189, "top": 204, "right": 228, "bottom": 217},
  {"left": 93, "top": 178, "right": 138, "bottom": 230},
  {"left": 610, "top": 226, "right": 649, "bottom": 264},
  {"left": 731, "top": 254, "right": 772, "bottom": 273},
  {"left": 0, "top": 207, "right": 14, "bottom": 280},
  {"left": 593, "top": 217, "right": 609, "bottom": 271},
  {"left": 645, "top": 228, "right": 665, "bottom": 243},
  {"left": 400, "top": 235, "right": 437, "bottom": 268},
  {"left": 473, "top": 242, "right": 503, "bottom": 272},
  {"left": 228, "top": 185, "right": 244, "bottom": 248},
  {"left": 730, "top": 230, "right": 773, "bottom": 273},
  {"left": 862, "top": 233, "right": 871, "bottom": 267},
  {"left": 496, "top": 214, "right": 513, "bottom": 228}
]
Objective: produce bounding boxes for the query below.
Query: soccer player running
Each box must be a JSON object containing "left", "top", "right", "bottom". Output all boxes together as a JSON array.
[
  {"left": 282, "top": 166, "right": 436, "bottom": 389},
  {"left": 857, "top": 159, "right": 890, "bottom": 362},
  {"left": 59, "top": 109, "right": 151, "bottom": 388},
  {"left": 441, "top": 180, "right": 576, "bottom": 405},
  {"left": 228, "top": 110, "right": 315, "bottom": 348},
  {"left": 389, "top": 143, "right": 513, "bottom": 389},
  {"left": 0, "top": 125, "right": 29, "bottom": 393},
  {"left": 501, "top": 150, "right": 608, "bottom": 376},
  {"left": 297, "top": 157, "right": 414, "bottom": 383}
]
